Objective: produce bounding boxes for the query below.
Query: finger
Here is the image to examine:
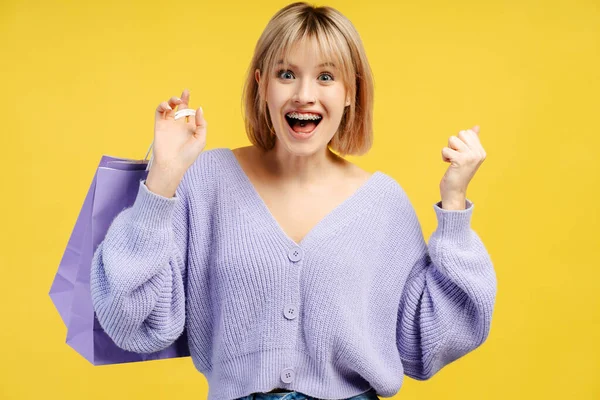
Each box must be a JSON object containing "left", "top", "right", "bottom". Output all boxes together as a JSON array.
[
  {"left": 459, "top": 129, "right": 482, "bottom": 150},
  {"left": 442, "top": 146, "right": 459, "bottom": 162},
  {"left": 458, "top": 129, "right": 481, "bottom": 150},
  {"left": 465, "top": 128, "right": 486, "bottom": 158},
  {"left": 194, "top": 107, "right": 207, "bottom": 136},
  {"left": 168, "top": 96, "right": 183, "bottom": 110},
  {"left": 465, "top": 128, "right": 481, "bottom": 142},
  {"left": 160, "top": 96, "right": 183, "bottom": 120},
  {"left": 156, "top": 101, "right": 173, "bottom": 119},
  {"left": 178, "top": 88, "right": 190, "bottom": 112},
  {"left": 448, "top": 134, "right": 468, "bottom": 152},
  {"left": 180, "top": 89, "right": 195, "bottom": 125}
]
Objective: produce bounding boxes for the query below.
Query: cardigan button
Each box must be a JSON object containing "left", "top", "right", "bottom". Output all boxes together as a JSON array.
[
  {"left": 280, "top": 367, "right": 295, "bottom": 383},
  {"left": 288, "top": 247, "right": 303, "bottom": 262},
  {"left": 283, "top": 304, "right": 297, "bottom": 320}
]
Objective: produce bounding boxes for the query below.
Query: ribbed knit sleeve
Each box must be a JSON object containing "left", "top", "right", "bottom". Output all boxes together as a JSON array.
[
  {"left": 89, "top": 173, "right": 191, "bottom": 354},
  {"left": 395, "top": 194, "right": 497, "bottom": 381}
]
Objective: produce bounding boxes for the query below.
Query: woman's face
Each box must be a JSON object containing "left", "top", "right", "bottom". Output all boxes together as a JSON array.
[{"left": 256, "top": 37, "right": 349, "bottom": 155}]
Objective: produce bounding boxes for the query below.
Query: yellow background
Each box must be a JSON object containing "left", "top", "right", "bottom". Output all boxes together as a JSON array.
[{"left": 1, "top": 0, "right": 598, "bottom": 398}]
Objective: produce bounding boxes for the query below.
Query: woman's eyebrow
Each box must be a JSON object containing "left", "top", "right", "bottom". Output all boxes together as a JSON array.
[{"left": 276, "top": 60, "right": 337, "bottom": 69}]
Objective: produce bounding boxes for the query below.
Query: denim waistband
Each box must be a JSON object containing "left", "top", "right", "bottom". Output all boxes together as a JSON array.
[{"left": 237, "top": 387, "right": 379, "bottom": 400}]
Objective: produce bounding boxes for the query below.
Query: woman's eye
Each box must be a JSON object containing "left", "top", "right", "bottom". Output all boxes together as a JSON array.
[
  {"left": 277, "top": 70, "right": 294, "bottom": 79},
  {"left": 276, "top": 70, "right": 334, "bottom": 81}
]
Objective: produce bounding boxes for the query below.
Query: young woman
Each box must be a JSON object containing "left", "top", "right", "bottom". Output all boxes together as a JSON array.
[{"left": 90, "top": 2, "right": 497, "bottom": 400}]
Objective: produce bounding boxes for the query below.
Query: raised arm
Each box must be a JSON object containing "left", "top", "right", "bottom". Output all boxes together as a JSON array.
[{"left": 396, "top": 196, "right": 497, "bottom": 380}]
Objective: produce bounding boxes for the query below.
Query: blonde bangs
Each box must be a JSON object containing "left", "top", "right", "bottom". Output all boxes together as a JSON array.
[{"left": 261, "top": 16, "right": 355, "bottom": 96}]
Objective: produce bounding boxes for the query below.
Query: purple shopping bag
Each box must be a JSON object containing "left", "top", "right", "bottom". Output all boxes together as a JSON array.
[{"left": 49, "top": 145, "right": 190, "bottom": 365}]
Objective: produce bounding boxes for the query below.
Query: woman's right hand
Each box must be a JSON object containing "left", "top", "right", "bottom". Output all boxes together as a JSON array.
[{"left": 152, "top": 88, "right": 207, "bottom": 176}]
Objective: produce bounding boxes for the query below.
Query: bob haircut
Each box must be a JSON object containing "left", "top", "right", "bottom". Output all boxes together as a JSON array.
[{"left": 242, "top": 2, "right": 374, "bottom": 157}]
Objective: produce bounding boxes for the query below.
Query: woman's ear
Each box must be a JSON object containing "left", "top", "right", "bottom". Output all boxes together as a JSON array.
[{"left": 255, "top": 69, "right": 267, "bottom": 103}]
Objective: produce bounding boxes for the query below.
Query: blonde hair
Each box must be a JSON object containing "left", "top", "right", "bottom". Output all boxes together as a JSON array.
[{"left": 241, "top": 2, "right": 374, "bottom": 157}]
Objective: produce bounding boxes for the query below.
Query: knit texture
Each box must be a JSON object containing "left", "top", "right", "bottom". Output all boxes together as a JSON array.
[{"left": 90, "top": 147, "right": 497, "bottom": 400}]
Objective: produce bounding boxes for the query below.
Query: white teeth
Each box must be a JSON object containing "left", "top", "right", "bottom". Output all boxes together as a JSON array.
[{"left": 285, "top": 112, "right": 322, "bottom": 120}]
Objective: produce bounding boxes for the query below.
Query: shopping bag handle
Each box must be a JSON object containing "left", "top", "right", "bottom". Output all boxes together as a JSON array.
[{"left": 144, "top": 140, "right": 154, "bottom": 172}]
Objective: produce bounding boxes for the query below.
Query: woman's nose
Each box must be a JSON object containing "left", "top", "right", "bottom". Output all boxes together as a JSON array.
[{"left": 293, "top": 80, "right": 316, "bottom": 104}]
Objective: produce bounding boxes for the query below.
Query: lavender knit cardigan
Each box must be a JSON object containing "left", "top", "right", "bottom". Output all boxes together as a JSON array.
[{"left": 91, "top": 147, "right": 497, "bottom": 400}]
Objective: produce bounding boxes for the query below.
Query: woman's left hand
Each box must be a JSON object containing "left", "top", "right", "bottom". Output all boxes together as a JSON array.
[{"left": 439, "top": 125, "right": 487, "bottom": 206}]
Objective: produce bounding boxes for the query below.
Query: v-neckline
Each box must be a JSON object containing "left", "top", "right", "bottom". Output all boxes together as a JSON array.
[{"left": 222, "top": 147, "right": 388, "bottom": 248}]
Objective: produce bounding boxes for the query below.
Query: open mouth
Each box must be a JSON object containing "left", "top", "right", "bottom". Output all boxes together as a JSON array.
[{"left": 284, "top": 113, "right": 323, "bottom": 134}]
